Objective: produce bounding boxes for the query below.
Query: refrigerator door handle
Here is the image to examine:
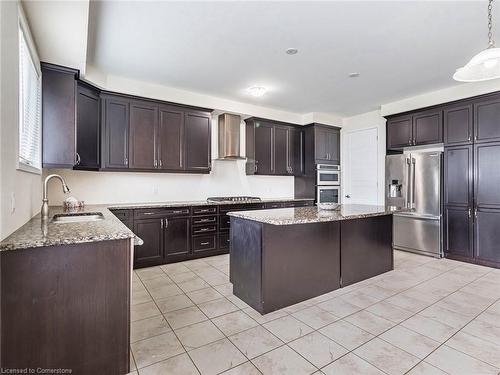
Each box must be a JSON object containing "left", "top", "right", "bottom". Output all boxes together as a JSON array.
[
  {"left": 405, "top": 157, "right": 411, "bottom": 208},
  {"left": 411, "top": 157, "right": 416, "bottom": 208}
]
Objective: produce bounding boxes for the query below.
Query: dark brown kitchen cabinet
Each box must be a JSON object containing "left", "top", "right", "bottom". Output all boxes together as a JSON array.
[
  {"left": 387, "top": 115, "right": 413, "bottom": 149},
  {"left": 158, "top": 106, "right": 184, "bottom": 170},
  {"left": 129, "top": 101, "right": 158, "bottom": 169},
  {"left": 274, "top": 125, "right": 289, "bottom": 175},
  {"left": 289, "top": 128, "right": 303, "bottom": 175},
  {"left": 386, "top": 110, "right": 442, "bottom": 150},
  {"left": 164, "top": 217, "right": 191, "bottom": 261},
  {"left": 252, "top": 121, "right": 274, "bottom": 175},
  {"left": 245, "top": 118, "right": 304, "bottom": 176},
  {"left": 76, "top": 82, "right": 100, "bottom": 169},
  {"left": 474, "top": 95, "right": 500, "bottom": 143},
  {"left": 413, "top": 109, "right": 442, "bottom": 145},
  {"left": 444, "top": 145, "right": 473, "bottom": 207},
  {"left": 314, "top": 125, "right": 340, "bottom": 164},
  {"left": 444, "top": 103, "right": 473, "bottom": 146},
  {"left": 475, "top": 142, "right": 500, "bottom": 208},
  {"left": 475, "top": 208, "right": 500, "bottom": 264},
  {"left": 41, "top": 63, "right": 79, "bottom": 168},
  {"left": 134, "top": 218, "right": 164, "bottom": 268},
  {"left": 444, "top": 206, "right": 474, "bottom": 259},
  {"left": 102, "top": 96, "right": 129, "bottom": 169},
  {"left": 185, "top": 111, "right": 211, "bottom": 171}
]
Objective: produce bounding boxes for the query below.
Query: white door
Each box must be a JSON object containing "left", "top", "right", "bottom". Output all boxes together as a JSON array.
[{"left": 343, "top": 127, "right": 379, "bottom": 204}]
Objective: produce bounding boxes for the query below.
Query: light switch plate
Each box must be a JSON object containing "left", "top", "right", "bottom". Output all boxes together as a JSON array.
[{"left": 10, "top": 192, "right": 15, "bottom": 214}]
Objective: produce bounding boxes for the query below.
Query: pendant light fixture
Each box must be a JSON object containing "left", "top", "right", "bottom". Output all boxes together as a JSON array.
[{"left": 454, "top": 0, "right": 500, "bottom": 82}]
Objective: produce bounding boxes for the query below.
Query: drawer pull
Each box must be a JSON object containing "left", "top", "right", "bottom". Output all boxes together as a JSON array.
[
  {"left": 172, "top": 210, "right": 186, "bottom": 214},
  {"left": 142, "top": 212, "right": 157, "bottom": 216},
  {"left": 198, "top": 209, "right": 210, "bottom": 213},
  {"left": 198, "top": 218, "right": 212, "bottom": 223},
  {"left": 200, "top": 241, "right": 210, "bottom": 246},
  {"left": 198, "top": 228, "right": 209, "bottom": 232}
]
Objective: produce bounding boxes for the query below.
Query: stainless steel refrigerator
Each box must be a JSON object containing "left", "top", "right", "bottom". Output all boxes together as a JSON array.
[{"left": 385, "top": 152, "right": 443, "bottom": 258}]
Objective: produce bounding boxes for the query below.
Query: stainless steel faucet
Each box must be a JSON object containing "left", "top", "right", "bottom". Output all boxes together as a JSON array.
[{"left": 41, "top": 174, "right": 70, "bottom": 220}]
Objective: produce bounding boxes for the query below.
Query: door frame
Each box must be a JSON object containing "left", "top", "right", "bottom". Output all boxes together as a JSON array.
[{"left": 342, "top": 126, "right": 380, "bottom": 205}]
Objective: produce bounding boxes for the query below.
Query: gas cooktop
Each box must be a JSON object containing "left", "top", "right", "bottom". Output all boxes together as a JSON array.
[{"left": 206, "top": 196, "right": 261, "bottom": 203}]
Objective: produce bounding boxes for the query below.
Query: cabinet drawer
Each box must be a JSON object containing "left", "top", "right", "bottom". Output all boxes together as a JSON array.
[
  {"left": 193, "top": 206, "right": 217, "bottom": 215},
  {"left": 219, "top": 203, "right": 265, "bottom": 213},
  {"left": 192, "top": 215, "right": 217, "bottom": 225},
  {"left": 264, "top": 202, "right": 284, "bottom": 209},
  {"left": 192, "top": 235, "right": 217, "bottom": 252},
  {"left": 134, "top": 207, "right": 190, "bottom": 219},
  {"left": 192, "top": 225, "right": 217, "bottom": 235},
  {"left": 219, "top": 232, "right": 230, "bottom": 250},
  {"left": 283, "top": 200, "right": 313, "bottom": 207}
]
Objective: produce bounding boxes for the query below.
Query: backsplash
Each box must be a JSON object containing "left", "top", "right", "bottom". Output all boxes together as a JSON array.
[{"left": 44, "top": 160, "right": 294, "bottom": 205}]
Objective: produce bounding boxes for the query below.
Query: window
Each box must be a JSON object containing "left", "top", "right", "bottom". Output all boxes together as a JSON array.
[{"left": 18, "top": 22, "right": 41, "bottom": 173}]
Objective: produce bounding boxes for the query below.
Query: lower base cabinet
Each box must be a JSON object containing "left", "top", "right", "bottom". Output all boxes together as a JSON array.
[
  {"left": 444, "top": 205, "right": 473, "bottom": 259},
  {"left": 112, "top": 200, "right": 314, "bottom": 269}
]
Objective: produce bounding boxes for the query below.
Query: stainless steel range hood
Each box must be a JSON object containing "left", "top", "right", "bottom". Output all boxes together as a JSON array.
[{"left": 217, "top": 113, "right": 245, "bottom": 160}]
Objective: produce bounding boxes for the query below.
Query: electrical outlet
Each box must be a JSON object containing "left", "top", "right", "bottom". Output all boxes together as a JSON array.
[
  {"left": 152, "top": 186, "right": 159, "bottom": 195},
  {"left": 10, "top": 192, "right": 15, "bottom": 214}
]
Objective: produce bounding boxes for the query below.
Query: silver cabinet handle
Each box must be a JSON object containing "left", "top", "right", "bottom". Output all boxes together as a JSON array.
[
  {"left": 124, "top": 157, "right": 128, "bottom": 166},
  {"left": 200, "top": 242, "right": 210, "bottom": 246},
  {"left": 161, "top": 218, "right": 164, "bottom": 229},
  {"left": 75, "top": 152, "right": 81, "bottom": 166},
  {"left": 474, "top": 207, "right": 478, "bottom": 218},
  {"left": 468, "top": 208, "right": 472, "bottom": 218},
  {"left": 154, "top": 160, "right": 157, "bottom": 168},
  {"left": 159, "top": 159, "right": 162, "bottom": 168},
  {"left": 142, "top": 212, "right": 157, "bottom": 216}
]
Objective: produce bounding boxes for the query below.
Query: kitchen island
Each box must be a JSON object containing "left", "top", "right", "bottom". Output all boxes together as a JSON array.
[{"left": 228, "top": 205, "right": 399, "bottom": 314}]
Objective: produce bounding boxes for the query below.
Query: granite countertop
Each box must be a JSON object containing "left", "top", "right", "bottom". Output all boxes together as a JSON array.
[
  {"left": 107, "top": 197, "right": 314, "bottom": 210},
  {"left": 0, "top": 205, "right": 143, "bottom": 252},
  {"left": 227, "top": 204, "right": 404, "bottom": 225}
]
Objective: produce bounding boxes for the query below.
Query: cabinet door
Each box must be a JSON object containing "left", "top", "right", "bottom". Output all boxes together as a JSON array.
[
  {"left": 129, "top": 101, "right": 158, "bottom": 169},
  {"left": 444, "top": 206, "right": 473, "bottom": 259},
  {"left": 315, "top": 127, "right": 331, "bottom": 162},
  {"left": 474, "top": 95, "right": 500, "bottom": 143},
  {"left": 254, "top": 121, "right": 274, "bottom": 174},
  {"left": 474, "top": 142, "right": 500, "bottom": 208},
  {"left": 76, "top": 84, "right": 100, "bottom": 169},
  {"left": 413, "top": 109, "right": 442, "bottom": 145},
  {"left": 475, "top": 208, "right": 500, "bottom": 264},
  {"left": 288, "top": 128, "right": 303, "bottom": 175},
  {"left": 164, "top": 217, "right": 191, "bottom": 261},
  {"left": 158, "top": 106, "right": 184, "bottom": 170},
  {"left": 326, "top": 128, "right": 340, "bottom": 164},
  {"left": 185, "top": 112, "right": 211, "bottom": 171},
  {"left": 134, "top": 218, "right": 164, "bottom": 268},
  {"left": 387, "top": 115, "right": 412, "bottom": 149},
  {"left": 41, "top": 65, "right": 77, "bottom": 168},
  {"left": 274, "top": 125, "right": 289, "bottom": 175},
  {"left": 444, "top": 104, "right": 473, "bottom": 146},
  {"left": 444, "top": 146, "right": 473, "bottom": 207},
  {"left": 103, "top": 97, "right": 129, "bottom": 169}
]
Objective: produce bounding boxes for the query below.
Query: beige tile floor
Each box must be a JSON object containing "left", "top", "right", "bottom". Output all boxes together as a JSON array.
[{"left": 128, "top": 250, "right": 500, "bottom": 375}]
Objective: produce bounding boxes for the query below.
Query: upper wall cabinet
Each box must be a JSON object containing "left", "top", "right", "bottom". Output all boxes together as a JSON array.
[
  {"left": 313, "top": 124, "right": 340, "bottom": 164},
  {"left": 41, "top": 62, "right": 212, "bottom": 174},
  {"left": 245, "top": 118, "right": 303, "bottom": 176},
  {"left": 76, "top": 82, "right": 100, "bottom": 169},
  {"left": 474, "top": 95, "right": 500, "bottom": 143},
  {"left": 443, "top": 103, "right": 473, "bottom": 146},
  {"left": 102, "top": 95, "right": 130, "bottom": 169},
  {"left": 41, "top": 63, "right": 79, "bottom": 168},
  {"left": 386, "top": 109, "right": 443, "bottom": 150}
]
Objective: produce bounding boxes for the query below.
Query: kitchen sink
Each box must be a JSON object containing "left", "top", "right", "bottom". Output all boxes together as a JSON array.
[{"left": 52, "top": 212, "right": 104, "bottom": 223}]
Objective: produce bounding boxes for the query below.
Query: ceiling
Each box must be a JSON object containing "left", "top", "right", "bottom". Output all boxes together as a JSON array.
[{"left": 88, "top": 1, "right": 497, "bottom": 116}]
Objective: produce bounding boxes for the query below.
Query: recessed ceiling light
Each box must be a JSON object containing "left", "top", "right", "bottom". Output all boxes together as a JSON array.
[
  {"left": 247, "top": 86, "right": 267, "bottom": 97},
  {"left": 286, "top": 48, "right": 299, "bottom": 55},
  {"left": 348, "top": 72, "right": 360, "bottom": 78}
]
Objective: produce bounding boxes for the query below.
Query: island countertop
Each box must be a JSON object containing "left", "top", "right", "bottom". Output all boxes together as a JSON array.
[
  {"left": 0, "top": 205, "right": 142, "bottom": 252},
  {"left": 227, "top": 204, "right": 404, "bottom": 225}
]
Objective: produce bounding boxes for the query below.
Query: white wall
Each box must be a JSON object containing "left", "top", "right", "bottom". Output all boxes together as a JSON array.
[
  {"left": 341, "top": 110, "right": 386, "bottom": 205},
  {"left": 0, "top": 1, "right": 42, "bottom": 240}
]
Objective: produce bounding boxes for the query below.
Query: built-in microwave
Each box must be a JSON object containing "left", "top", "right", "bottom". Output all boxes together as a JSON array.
[
  {"left": 317, "top": 164, "right": 340, "bottom": 186},
  {"left": 317, "top": 185, "right": 341, "bottom": 204}
]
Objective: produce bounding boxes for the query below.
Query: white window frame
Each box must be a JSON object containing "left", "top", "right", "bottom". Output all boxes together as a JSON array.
[{"left": 17, "top": 6, "right": 42, "bottom": 175}]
